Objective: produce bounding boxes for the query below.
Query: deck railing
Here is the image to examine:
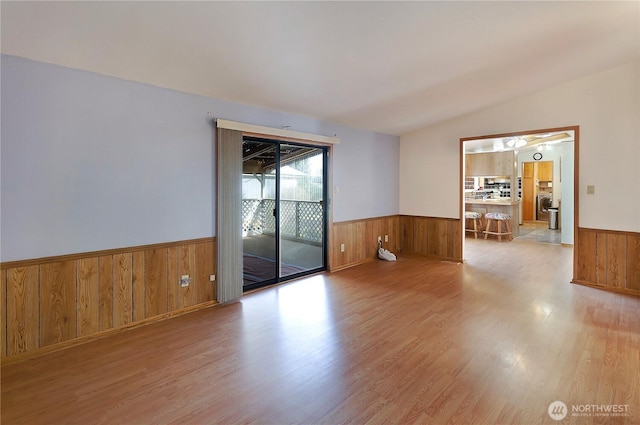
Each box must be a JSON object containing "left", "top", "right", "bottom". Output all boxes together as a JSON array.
[{"left": 242, "top": 199, "right": 323, "bottom": 244}]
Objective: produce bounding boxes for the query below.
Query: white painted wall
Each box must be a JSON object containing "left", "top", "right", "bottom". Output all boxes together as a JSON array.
[
  {"left": 400, "top": 60, "right": 640, "bottom": 234},
  {"left": 561, "top": 142, "right": 575, "bottom": 244},
  {"left": 1, "top": 55, "right": 399, "bottom": 261}
]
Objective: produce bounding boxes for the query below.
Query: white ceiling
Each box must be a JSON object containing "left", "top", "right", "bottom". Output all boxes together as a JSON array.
[{"left": 1, "top": 1, "right": 639, "bottom": 136}]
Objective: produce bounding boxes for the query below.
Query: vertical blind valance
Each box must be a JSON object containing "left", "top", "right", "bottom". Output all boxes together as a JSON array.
[{"left": 216, "top": 119, "right": 340, "bottom": 145}]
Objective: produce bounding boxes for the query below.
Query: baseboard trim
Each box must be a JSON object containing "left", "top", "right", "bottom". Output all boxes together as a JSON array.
[
  {"left": 571, "top": 279, "right": 640, "bottom": 297},
  {"left": 330, "top": 257, "right": 376, "bottom": 272}
]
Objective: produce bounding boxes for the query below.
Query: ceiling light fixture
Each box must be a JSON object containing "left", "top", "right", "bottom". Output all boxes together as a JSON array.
[{"left": 506, "top": 137, "right": 526, "bottom": 148}]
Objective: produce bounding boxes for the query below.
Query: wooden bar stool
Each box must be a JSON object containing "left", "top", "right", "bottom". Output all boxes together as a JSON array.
[
  {"left": 465, "top": 211, "right": 482, "bottom": 239},
  {"left": 483, "top": 212, "right": 512, "bottom": 241}
]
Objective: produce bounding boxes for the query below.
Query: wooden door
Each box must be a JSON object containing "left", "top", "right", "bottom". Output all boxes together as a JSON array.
[{"left": 522, "top": 162, "right": 534, "bottom": 221}]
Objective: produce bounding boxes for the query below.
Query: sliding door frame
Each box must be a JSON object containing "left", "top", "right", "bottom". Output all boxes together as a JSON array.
[
  {"left": 242, "top": 137, "right": 329, "bottom": 291},
  {"left": 216, "top": 119, "right": 337, "bottom": 302}
]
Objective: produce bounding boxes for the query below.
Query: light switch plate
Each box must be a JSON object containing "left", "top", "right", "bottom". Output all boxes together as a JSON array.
[{"left": 587, "top": 185, "right": 595, "bottom": 195}]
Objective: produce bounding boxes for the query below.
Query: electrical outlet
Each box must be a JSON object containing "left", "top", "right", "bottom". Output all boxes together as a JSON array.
[
  {"left": 385, "top": 234, "right": 389, "bottom": 242},
  {"left": 587, "top": 185, "right": 595, "bottom": 195},
  {"left": 210, "top": 274, "right": 215, "bottom": 282},
  {"left": 377, "top": 236, "right": 382, "bottom": 243},
  {"left": 180, "top": 275, "right": 191, "bottom": 287},
  {"left": 340, "top": 243, "right": 345, "bottom": 252}
]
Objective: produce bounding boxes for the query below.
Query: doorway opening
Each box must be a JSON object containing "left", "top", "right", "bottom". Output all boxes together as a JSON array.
[
  {"left": 242, "top": 137, "right": 328, "bottom": 291},
  {"left": 461, "top": 127, "right": 577, "bottom": 257}
]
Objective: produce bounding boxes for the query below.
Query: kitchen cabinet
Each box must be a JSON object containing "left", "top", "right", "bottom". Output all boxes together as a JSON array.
[
  {"left": 538, "top": 161, "right": 553, "bottom": 181},
  {"left": 465, "top": 151, "right": 516, "bottom": 177}
]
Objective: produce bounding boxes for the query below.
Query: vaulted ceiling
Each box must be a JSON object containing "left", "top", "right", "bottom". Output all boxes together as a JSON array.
[{"left": 1, "top": 1, "right": 638, "bottom": 136}]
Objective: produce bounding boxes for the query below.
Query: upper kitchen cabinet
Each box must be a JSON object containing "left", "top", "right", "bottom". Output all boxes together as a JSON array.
[
  {"left": 538, "top": 161, "right": 553, "bottom": 181},
  {"left": 465, "top": 151, "right": 516, "bottom": 177}
]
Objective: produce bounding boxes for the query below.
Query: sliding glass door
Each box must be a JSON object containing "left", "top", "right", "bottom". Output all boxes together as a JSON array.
[
  {"left": 242, "top": 140, "right": 278, "bottom": 286},
  {"left": 241, "top": 137, "right": 327, "bottom": 290}
]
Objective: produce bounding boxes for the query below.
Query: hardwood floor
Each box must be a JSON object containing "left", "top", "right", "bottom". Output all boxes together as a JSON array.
[{"left": 2, "top": 239, "right": 639, "bottom": 424}]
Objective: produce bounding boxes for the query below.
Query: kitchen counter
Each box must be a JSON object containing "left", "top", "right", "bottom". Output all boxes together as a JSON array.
[{"left": 465, "top": 199, "right": 520, "bottom": 237}]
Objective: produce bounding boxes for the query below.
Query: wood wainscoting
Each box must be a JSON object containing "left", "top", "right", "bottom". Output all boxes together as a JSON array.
[
  {"left": 1, "top": 238, "right": 216, "bottom": 360},
  {"left": 400, "top": 215, "right": 462, "bottom": 262},
  {"left": 331, "top": 216, "right": 400, "bottom": 271},
  {"left": 330, "top": 215, "right": 462, "bottom": 271},
  {"left": 574, "top": 227, "right": 640, "bottom": 295}
]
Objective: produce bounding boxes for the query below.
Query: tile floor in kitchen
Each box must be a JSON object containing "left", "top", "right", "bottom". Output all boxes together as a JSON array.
[{"left": 517, "top": 221, "right": 562, "bottom": 244}]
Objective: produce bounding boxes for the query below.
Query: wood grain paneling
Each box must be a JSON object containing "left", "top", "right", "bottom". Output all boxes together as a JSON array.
[
  {"left": 426, "top": 219, "right": 445, "bottom": 257},
  {"left": 145, "top": 249, "right": 168, "bottom": 318},
  {"left": 6, "top": 266, "right": 39, "bottom": 356},
  {"left": 113, "top": 253, "right": 133, "bottom": 327},
  {"left": 168, "top": 244, "right": 198, "bottom": 310},
  {"left": 413, "top": 218, "right": 427, "bottom": 254},
  {"left": 400, "top": 216, "right": 414, "bottom": 253},
  {"left": 1, "top": 238, "right": 217, "bottom": 360},
  {"left": 195, "top": 241, "right": 215, "bottom": 304},
  {"left": 331, "top": 216, "right": 402, "bottom": 271},
  {"left": 77, "top": 258, "right": 99, "bottom": 337},
  {"left": 627, "top": 235, "right": 640, "bottom": 291},
  {"left": 353, "top": 222, "right": 366, "bottom": 263},
  {"left": 574, "top": 228, "right": 640, "bottom": 296},
  {"left": 576, "top": 229, "right": 597, "bottom": 283},
  {"left": 1, "top": 270, "right": 5, "bottom": 357},
  {"left": 399, "top": 216, "right": 462, "bottom": 262},
  {"left": 132, "top": 251, "right": 145, "bottom": 321},
  {"left": 98, "top": 255, "right": 113, "bottom": 331},
  {"left": 40, "top": 261, "right": 76, "bottom": 347},
  {"left": 167, "top": 247, "right": 180, "bottom": 312},
  {"left": 447, "top": 220, "right": 462, "bottom": 260},
  {"left": 595, "top": 232, "right": 608, "bottom": 284},
  {"left": 606, "top": 233, "right": 626, "bottom": 288},
  {"left": 331, "top": 215, "right": 460, "bottom": 271}
]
